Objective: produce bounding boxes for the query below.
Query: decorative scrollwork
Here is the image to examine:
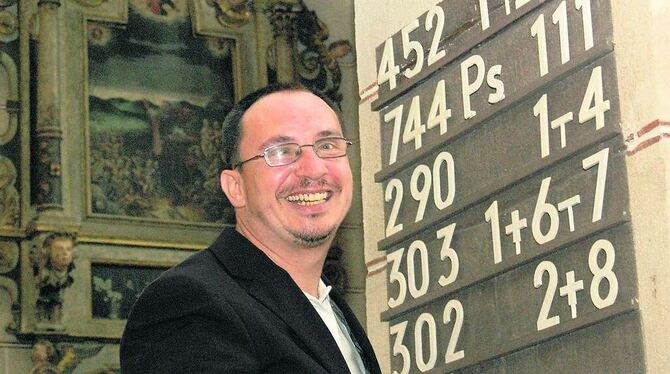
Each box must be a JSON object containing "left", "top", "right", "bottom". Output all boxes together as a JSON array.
[
  {"left": 0, "top": 11, "right": 17, "bottom": 36},
  {"left": 265, "top": 0, "right": 302, "bottom": 38},
  {"left": 265, "top": 0, "right": 352, "bottom": 107},
  {"left": 0, "top": 155, "right": 18, "bottom": 227},
  {"left": 0, "top": 241, "right": 17, "bottom": 273}
]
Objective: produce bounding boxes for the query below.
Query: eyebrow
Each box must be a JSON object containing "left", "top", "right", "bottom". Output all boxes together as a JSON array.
[
  {"left": 258, "top": 130, "right": 344, "bottom": 150},
  {"left": 316, "top": 130, "right": 343, "bottom": 138},
  {"left": 259, "top": 135, "right": 294, "bottom": 150}
]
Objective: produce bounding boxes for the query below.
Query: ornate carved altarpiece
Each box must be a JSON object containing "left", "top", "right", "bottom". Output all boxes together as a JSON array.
[{"left": 0, "top": 0, "right": 353, "bottom": 371}]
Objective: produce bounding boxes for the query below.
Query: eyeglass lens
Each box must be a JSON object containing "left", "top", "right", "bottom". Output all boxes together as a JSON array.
[{"left": 265, "top": 137, "right": 349, "bottom": 166}]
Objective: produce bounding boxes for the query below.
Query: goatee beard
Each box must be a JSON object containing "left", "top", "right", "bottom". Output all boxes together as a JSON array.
[{"left": 289, "top": 226, "right": 336, "bottom": 248}]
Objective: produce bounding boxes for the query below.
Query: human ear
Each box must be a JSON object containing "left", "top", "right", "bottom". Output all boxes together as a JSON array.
[{"left": 220, "top": 169, "right": 246, "bottom": 208}]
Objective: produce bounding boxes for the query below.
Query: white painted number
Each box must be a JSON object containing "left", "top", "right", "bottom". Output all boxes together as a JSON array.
[
  {"left": 534, "top": 238, "right": 619, "bottom": 331},
  {"left": 443, "top": 299, "right": 465, "bottom": 363},
  {"left": 414, "top": 313, "right": 437, "bottom": 372},
  {"left": 407, "top": 240, "right": 430, "bottom": 299},
  {"left": 531, "top": 0, "right": 598, "bottom": 77},
  {"left": 401, "top": 19, "right": 424, "bottom": 79},
  {"left": 480, "top": 0, "right": 532, "bottom": 30},
  {"left": 386, "top": 239, "right": 430, "bottom": 309},
  {"left": 579, "top": 66, "right": 610, "bottom": 130},
  {"left": 582, "top": 148, "right": 609, "bottom": 223},
  {"left": 534, "top": 260, "right": 561, "bottom": 331},
  {"left": 552, "top": 1, "right": 571, "bottom": 65},
  {"left": 432, "top": 151, "right": 456, "bottom": 210},
  {"left": 484, "top": 200, "right": 503, "bottom": 264},
  {"left": 410, "top": 164, "right": 431, "bottom": 222},
  {"left": 385, "top": 179, "right": 404, "bottom": 237},
  {"left": 390, "top": 321, "right": 410, "bottom": 374},
  {"left": 530, "top": 14, "right": 548, "bottom": 77},
  {"left": 402, "top": 96, "right": 426, "bottom": 150},
  {"left": 534, "top": 93, "right": 550, "bottom": 158},
  {"left": 437, "top": 223, "right": 459, "bottom": 287},
  {"left": 589, "top": 239, "right": 618, "bottom": 309},
  {"left": 576, "top": 0, "right": 594, "bottom": 50},
  {"left": 427, "top": 80, "right": 451, "bottom": 135},
  {"left": 387, "top": 248, "right": 407, "bottom": 308},
  {"left": 378, "top": 38, "right": 400, "bottom": 90},
  {"left": 377, "top": 4, "right": 448, "bottom": 93},
  {"left": 425, "top": 6, "right": 446, "bottom": 66},
  {"left": 390, "top": 300, "right": 465, "bottom": 373},
  {"left": 384, "top": 105, "right": 403, "bottom": 165},
  {"left": 532, "top": 177, "right": 560, "bottom": 245},
  {"left": 387, "top": 81, "right": 455, "bottom": 166},
  {"left": 478, "top": 0, "right": 491, "bottom": 31}
]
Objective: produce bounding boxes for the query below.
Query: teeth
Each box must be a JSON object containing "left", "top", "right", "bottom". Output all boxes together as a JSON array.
[{"left": 286, "top": 192, "right": 328, "bottom": 205}]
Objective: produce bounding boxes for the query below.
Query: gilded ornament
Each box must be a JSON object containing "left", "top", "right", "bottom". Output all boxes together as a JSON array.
[
  {"left": 0, "top": 11, "right": 17, "bottom": 36},
  {"left": 0, "top": 241, "right": 18, "bottom": 273},
  {"left": 87, "top": 23, "right": 111, "bottom": 46},
  {"left": 265, "top": 0, "right": 302, "bottom": 37},
  {"left": 207, "top": 0, "right": 252, "bottom": 28}
]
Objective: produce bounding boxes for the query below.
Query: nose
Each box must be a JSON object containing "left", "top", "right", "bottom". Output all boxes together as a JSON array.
[{"left": 293, "top": 145, "right": 328, "bottom": 179}]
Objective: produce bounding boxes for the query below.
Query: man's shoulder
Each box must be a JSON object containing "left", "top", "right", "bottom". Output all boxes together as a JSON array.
[
  {"left": 158, "top": 228, "right": 241, "bottom": 284},
  {"left": 149, "top": 246, "right": 232, "bottom": 297}
]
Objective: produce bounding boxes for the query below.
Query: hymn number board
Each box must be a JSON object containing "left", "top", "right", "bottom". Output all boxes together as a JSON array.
[{"left": 373, "top": 0, "right": 641, "bottom": 373}]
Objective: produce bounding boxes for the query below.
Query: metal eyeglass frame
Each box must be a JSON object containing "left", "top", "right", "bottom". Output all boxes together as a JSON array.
[{"left": 233, "top": 136, "right": 353, "bottom": 169}]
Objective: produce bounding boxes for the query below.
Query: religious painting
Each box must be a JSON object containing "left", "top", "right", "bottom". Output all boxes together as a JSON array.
[
  {"left": 87, "top": 0, "right": 236, "bottom": 224},
  {"left": 91, "top": 263, "right": 168, "bottom": 320}
]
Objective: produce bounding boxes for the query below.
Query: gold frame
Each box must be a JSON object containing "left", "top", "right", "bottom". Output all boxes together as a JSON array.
[
  {"left": 69, "top": 0, "right": 263, "bottom": 248},
  {"left": 66, "top": 243, "right": 190, "bottom": 339}
]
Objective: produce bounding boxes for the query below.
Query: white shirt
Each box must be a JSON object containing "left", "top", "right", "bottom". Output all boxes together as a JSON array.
[{"left": 303, "top": 280, "right": 366, "bottom": 374}]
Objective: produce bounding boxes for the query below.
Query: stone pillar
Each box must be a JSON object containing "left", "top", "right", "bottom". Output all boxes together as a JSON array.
[
  {"left": 265, "top": 0, "right": 301, "bottom": 83},
  {"left": 33, "top": 0, "right": 62, "bottom": 210}
]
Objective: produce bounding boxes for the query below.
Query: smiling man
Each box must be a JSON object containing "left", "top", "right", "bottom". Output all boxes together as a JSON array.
[{"left": 120, "top": 83, "right": 381, "bottom": 373}]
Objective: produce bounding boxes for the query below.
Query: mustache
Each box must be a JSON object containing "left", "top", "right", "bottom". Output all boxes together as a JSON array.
[{"left": 276, "top": 177, "right": 341, "bottom": 197}]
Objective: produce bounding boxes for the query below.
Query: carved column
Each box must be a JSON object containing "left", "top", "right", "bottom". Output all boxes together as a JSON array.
[
  {"left": 265, "top": 0, "right": 302, "bottom": 83},
  {"left": 33, "top": 0, "right": 62, "bottom": 210}
]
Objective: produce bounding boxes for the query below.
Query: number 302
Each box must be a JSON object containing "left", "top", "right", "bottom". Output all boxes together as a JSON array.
[{"left": 390, "top": 300, "right": 465, "bottom": 374}]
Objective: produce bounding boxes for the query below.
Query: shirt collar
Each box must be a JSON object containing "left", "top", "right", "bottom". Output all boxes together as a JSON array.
[{"left": 303, "top": 279, "right": 332, "bottom": 304}]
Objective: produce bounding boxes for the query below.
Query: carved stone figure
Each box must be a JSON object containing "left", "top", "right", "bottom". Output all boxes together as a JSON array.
[
  {"left": 28, "top": 340, "right": 58, "bottom": 374},
  {"left": 28, "top": 339, "right": 85, "bottom": 374},
  {"left": 30, "top": 233, "right": 77, "bottom": 329}
]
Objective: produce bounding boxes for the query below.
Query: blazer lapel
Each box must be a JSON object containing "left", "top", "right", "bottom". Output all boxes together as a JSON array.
[
  {"left": 208, "top": 228, "right": 350, "bottom": 374},
  {"left": 330, "top": 291, "right": 382, "bottom": 374}
]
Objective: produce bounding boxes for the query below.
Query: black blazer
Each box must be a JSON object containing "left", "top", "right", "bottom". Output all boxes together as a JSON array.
[{"left": 120, "top": 228, "right": 381, "bottom": 373}]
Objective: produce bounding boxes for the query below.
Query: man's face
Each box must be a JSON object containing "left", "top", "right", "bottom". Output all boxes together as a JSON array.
[{"left": 230, "top": 90, "right": 352, "bottom": 249}]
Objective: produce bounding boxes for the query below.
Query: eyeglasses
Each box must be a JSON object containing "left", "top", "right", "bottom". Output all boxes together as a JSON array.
[{"left": 233, "top": 136, "right": 352, "bottom": 169}]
